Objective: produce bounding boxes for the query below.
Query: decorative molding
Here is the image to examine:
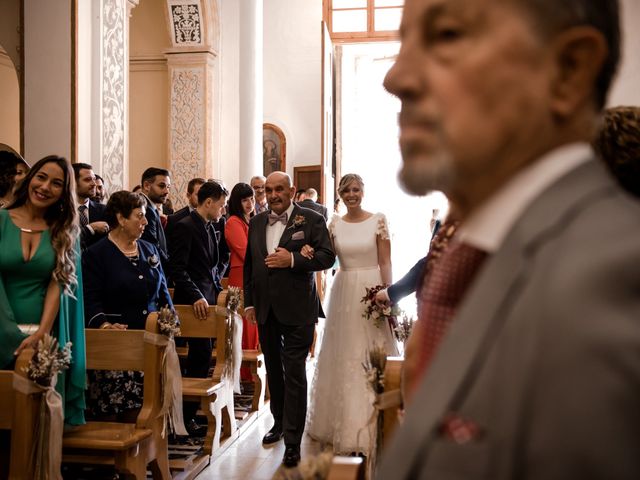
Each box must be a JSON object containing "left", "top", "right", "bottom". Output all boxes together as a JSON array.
[
  {"left": 167, "top": 0, "right": 203, "bottom": 47},
  {"left": 130, "top": 54, "right": 168, "bottom": 72},
  {"left": 169, "top": 66, "right": 206, "bottom": 207},
  {"left": 102, "top": 0, "right": 126, "bottom": 191}
]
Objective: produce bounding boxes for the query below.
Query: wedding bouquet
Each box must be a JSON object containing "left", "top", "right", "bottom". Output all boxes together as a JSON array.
[
  {"left": 361, "top": 284, "right": 401, "bottom": 331},
  {"left": 24, "top": 334, "right": 72, "bottom": 386}
]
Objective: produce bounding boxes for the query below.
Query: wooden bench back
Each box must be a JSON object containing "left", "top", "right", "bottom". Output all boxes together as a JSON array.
[
  {"left": 173, "top": 304, "right": 228, "bottom": 382},
  {"left": 85, "top": 314, "right": 165, "bottom": 429},
  {"left": 0, "top": 349, "right": 39, "bottom": 479}
]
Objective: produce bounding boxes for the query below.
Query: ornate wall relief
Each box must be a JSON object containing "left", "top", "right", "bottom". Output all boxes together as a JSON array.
[
  {"left": 168, "top": 0, "right": 203, "bottom": 47},
  {"left": 102, "top": 0, "right": 126, "bottom": 191},
  {"left": 169, "top": 66, "right": 206, "bottom": 204}
]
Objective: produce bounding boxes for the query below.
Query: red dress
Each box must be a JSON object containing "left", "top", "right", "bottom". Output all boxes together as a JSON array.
[{"left": 224, "top": 215, "right": 260, "bottom": 380}]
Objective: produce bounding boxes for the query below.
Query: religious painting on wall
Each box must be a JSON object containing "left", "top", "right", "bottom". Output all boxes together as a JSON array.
[{"left": 263, "top": 123, "right": 286, "bottom": 176}]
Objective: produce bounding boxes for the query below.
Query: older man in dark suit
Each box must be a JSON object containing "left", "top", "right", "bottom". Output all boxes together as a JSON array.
[
  {"left": 378, "top": 0, "right": 640, "bottom": 479},
  {"left": 244, "top": 172, "right": 335, "bottom": 467}
]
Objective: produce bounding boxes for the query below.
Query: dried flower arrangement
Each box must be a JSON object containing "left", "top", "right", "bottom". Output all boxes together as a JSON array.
[
  {"left": 361, "top": 284, "right": 401, "bottom": 331},
  {"left": 157, "top": 305, "right": 181, "bottom": 339}
]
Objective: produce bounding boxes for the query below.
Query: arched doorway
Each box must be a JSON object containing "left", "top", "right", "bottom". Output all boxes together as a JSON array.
[{"left": 0, "top": 43, "right": 20, "bottom": 153}]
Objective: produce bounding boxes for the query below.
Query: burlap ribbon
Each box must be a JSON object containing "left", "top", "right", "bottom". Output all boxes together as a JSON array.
[
  {"left": 223, "top": 310, "right": 243, "bottom": 394},
  {"left": 12, "top": 373, "right": 64, "bottom": 480},
  {"left": 143, "top": 332, "right": 188, "bottom": 436},
  {"left": 357, "top": 388, "right": 403, "bottom": 479}
]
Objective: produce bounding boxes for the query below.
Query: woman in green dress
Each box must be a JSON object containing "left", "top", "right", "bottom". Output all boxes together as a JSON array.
[{"left": 0, "top": 155, "right": 86, "bottom": 425}]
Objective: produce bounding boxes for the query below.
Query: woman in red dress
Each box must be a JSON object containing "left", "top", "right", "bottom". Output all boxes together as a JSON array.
[{"left": 224, "top": 183, "right": 257, "bottom": 381}]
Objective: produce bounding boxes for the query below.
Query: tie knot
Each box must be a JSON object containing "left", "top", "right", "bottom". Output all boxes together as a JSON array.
[
  {"left": 268, "top": 211, "right": 288, "bottom": 226},
  {"left": 79, "top": 205, "right": 87, "bottom": 211}
]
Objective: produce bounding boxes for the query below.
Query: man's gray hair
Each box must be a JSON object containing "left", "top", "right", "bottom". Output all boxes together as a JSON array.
[
  {"left": 517, "top": 0, "right": 620, "bottom": 109},
  {"left": 304, "top": 188, "right": 318, "bottom": 201},
  {"left": 250, "top": 175, "right": 266, "bottom": 183}
]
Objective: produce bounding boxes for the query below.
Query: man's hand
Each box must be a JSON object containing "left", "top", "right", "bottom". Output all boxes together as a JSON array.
[
  {"left": 375, "top": 288, "right": 391, "bottom": 307},
  {"left": 245, "top": 308, "right": 257, "bottom": 325},
  {"left": 193, "top": 298, "right": 209, "bottom": 320},
  {"left": 265, "top": 247, "right": 292, "bottom": 268},
  {"left": 89, "top": 221, "right": 110, "bottom": 234}
]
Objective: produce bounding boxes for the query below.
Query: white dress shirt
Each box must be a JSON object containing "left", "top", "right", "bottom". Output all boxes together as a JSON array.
[
  {"left": 266, "top": 202, "right": 295, "bottom": 253},
  {"left": 457, "top": 143, "right": 592, "bottom": 253}
]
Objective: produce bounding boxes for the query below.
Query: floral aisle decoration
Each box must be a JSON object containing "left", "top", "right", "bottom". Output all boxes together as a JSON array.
[
  {"left": 360, "top": 343, "right": 389, "bottom": 478},
  {"left": 151, "top": 306, "right": 187, "bottom": 436},
  {"left": 224, "top": 287, "right": 243, "bottom": 394},
  {"left": 17, "top": 334, "right": 72, "bottom": 480},
  {"left": 393, "top": 314, "right": 415, "bottom": 354}
]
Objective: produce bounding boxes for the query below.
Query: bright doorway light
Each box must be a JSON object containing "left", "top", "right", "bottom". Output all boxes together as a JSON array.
[{"left": 339, "top": 42, "right": 449, "bottom": 315}]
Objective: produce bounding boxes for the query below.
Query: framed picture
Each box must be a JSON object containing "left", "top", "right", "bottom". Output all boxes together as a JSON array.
[{"left": 263, "top": 123, "right": 286, "bottom": 176}]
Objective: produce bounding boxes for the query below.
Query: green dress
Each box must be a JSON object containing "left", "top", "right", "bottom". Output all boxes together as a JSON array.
[{"left": 0, "top": 208, "right": 86, "bottom": 425}]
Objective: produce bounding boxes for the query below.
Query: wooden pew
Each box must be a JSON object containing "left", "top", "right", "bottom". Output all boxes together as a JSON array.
[
  {"left": 326, "top": 456, "right": 365, "bottom": 480},
  {"left": 216, "top": 288, "right": 268, "bottom": 412},
  {"left": 175, "top": 304, "right": 237, "bottom": 458},
  {"left": 0, "top": 348, "right": 38, "bottom": 480},
  {"left": 381, "top": 356, "right": 403, "bottom": 449},
  {"left": 62, "top": 314, "right": 170, "bottom": 480}
]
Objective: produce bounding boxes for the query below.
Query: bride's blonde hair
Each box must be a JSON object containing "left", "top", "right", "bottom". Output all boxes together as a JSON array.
[{"left": 337, "top": 173, "right": 364, "bottom": 197}]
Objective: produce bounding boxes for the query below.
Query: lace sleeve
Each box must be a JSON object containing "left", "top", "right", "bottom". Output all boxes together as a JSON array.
[{"left": 376, "top": 213, "right": 390, "bottom": 240}]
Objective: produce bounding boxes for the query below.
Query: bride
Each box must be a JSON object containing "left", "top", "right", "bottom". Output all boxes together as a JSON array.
[{"left": 307, "top": 173, "right": 398, "bottom": 455}]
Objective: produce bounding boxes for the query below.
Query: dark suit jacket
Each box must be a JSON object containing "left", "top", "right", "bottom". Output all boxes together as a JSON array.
[
  {"left": 166, "top": 206, "right": 190, "bottom": 233},
  {"left": 377, "top": 158, "right": 640, "bottom": 480},
  {"left": 388, "top": 256, "right": 427, "bottom": 303},
  {"left": 80, "top": 200, "right": 107, "bottom": 250},
  {"left": 140, "top": 194, "right": 168, "bottom": 269},
  {"left": 168, "top": 211, "right": 229, "bottom": 305},
  {"left": 82, "top": 238, "right": 173, "bottom": 330},
  {"left": 298, "top": 199, "right": 328, "bottom": 221},
  {"left": 243, "top": 205, "right": 335, "bottom": 326}
]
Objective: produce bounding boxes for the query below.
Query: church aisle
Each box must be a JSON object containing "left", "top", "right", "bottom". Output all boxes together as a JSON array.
[{"left": 197, "top": 411, "right": 323, "bottom": 479}]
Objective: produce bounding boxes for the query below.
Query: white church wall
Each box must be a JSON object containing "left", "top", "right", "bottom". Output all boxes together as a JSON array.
[
  {"left": 609, "top": 0, "right": 640, "bottom": 107},
  {"left": 263, "top": 0, "right": 322, "bottom": 178}
]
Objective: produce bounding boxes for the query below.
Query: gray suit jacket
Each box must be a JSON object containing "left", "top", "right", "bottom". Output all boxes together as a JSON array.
[{"left": 377, "top": 158, "right": 640, "bottom": 480}]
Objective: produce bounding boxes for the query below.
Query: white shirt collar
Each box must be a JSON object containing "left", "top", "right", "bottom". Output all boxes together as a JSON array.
[
  {"left": 457, "top": 143, "right": 593, "bottom": 252},
  {"left": 79, "top": 198, "right": 90, "bottom": 208},
  {"left": 269, "top": 202, "right": 295, "bottom": 220}
]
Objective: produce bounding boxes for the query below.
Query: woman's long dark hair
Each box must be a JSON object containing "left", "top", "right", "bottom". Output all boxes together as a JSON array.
[
  {"left": 10, "top": 155, "right": 79, "bottom": 294},
  {"left": 227, "top": 182, "right": 255, "bottom": 224}
]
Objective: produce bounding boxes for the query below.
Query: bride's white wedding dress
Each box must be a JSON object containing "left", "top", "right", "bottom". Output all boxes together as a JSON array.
[{"left": 307, "top": 212, "right": 399, "bottom": 455}]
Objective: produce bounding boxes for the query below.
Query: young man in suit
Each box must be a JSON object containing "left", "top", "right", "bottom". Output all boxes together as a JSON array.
[
  {"left": 72, "top": 163, "right": 108, "bottom": 250},
  {"left": 168, "top": 181, "right": 230, "bottom": 432},
  {"left": 139, "top": 167, "right": 171, "bottom": 270},
  {"left": 166, "top": 177, "right": 206, "bottom": 230},
  {"left": 244, "top": 172, "right": 335, "bottom": 467},
  {"left": 378, "top": 0, "right": 640, "bottom": 479}
]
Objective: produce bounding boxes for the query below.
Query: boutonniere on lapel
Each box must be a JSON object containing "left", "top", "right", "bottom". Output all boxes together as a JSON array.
[
  {"left": 287, "top": 214, "right": 306, "bottom": 230},
  {"left": 148, "top": 254, "right": 160, "bottom": 268}
]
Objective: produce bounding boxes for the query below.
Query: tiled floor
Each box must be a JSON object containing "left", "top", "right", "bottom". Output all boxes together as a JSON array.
[{"left": 196, "top": 412, "right": 323, "bottom": 479}]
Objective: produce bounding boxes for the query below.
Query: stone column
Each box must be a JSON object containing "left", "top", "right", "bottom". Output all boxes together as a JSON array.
[
  {"left": 99, "top": 0, "right": 138, "bottom": 191},
  {"left": 164, "top": 0, "right": 219, "bottom": 207},
  {"left": 238, "top": 0, "right": 263, "bottom": 181}
]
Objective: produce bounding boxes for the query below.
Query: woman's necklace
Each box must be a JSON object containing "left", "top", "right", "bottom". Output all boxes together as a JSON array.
[{"left": 108, "top": 233, "right": 138, "bottom": 256}]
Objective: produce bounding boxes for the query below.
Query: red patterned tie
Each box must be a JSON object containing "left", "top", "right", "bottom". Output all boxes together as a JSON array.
[{"left": 412, "top": 242, "right": 488, "bottom": 386}]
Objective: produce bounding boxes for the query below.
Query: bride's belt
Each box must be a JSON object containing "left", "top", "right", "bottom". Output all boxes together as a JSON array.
[{"left": 340, "top": 265, "right": 379, "bottom": 272}]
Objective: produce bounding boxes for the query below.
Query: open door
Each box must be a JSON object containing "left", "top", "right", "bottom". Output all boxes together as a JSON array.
[{"left": 320, "top": 21, "right": 335, "bottom": 212}]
